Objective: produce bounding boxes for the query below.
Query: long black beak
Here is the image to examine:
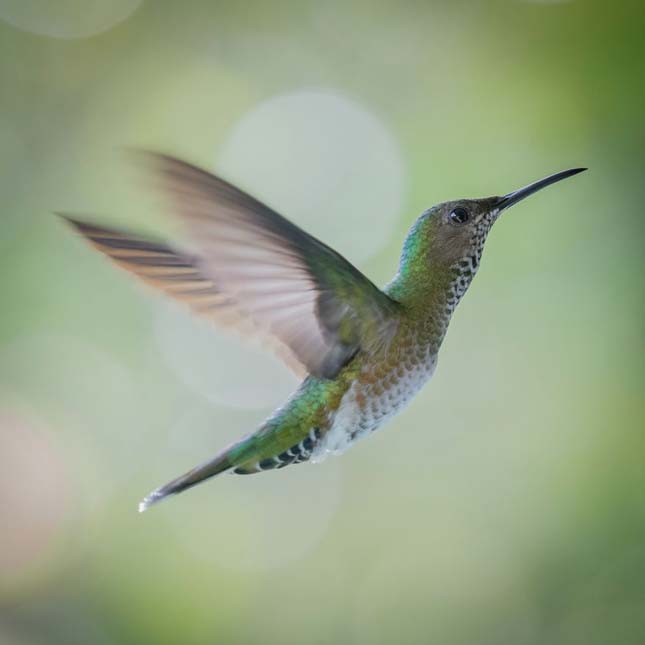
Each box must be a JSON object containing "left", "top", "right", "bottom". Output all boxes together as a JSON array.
[{"left": 496, "top": 168, "right": 587, "bottom": 211}]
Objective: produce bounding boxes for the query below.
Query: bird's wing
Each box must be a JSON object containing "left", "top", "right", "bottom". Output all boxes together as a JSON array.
[
  {"left": 63, "top": 154, "right": 400, "bottom": 379},
  {"left": 60, "top": 218, "right": 307, "bottom": 376}
]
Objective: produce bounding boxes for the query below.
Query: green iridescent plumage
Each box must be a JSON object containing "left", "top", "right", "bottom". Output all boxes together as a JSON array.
[{"left": 60, "top": 155, "right": 585, "bottom": 511}]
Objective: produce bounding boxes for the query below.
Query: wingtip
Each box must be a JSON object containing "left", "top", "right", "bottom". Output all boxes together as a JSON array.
[
  {"left": 123, "top": 147, "right": 176, "bottom": 171},
  {"left": 54, "top": 214, "right": 123, "bottom": 238},
  {"left": 53, "top": 212, "right": 75, "bottom": 224},
  {"left": 54, "top": 212, "right": 90, "bottom": 232},
  {"left": 122, "top": 146, "right": 155, "bottom": 166}
]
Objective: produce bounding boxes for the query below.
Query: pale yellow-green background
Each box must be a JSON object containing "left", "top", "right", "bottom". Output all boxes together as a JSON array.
[{"left": 1, "top": 1, "right": 644, "bottom": 644}]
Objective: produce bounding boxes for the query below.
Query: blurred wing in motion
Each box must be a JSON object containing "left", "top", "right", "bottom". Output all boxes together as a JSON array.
[
  {"left": 62, "top": 154, "right": 400, "bottom": 379},
  {"left": 59, "top": 217, "right": 306, "bottom": 376}
]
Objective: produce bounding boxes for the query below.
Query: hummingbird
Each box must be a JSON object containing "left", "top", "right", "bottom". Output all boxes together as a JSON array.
[{"left": 60, "top": 155, "right": 585, "bottom": 512}]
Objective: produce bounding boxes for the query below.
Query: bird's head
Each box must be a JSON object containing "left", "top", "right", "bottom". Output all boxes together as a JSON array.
[{"left": 398, "top": 168, "right": 586, "bottom": 298}]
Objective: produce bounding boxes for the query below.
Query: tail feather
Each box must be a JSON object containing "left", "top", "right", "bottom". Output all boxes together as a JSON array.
[
  {"left": 138, "top": 450, "right": 233, "bottom": 512},
  {"left": 138, "top": 405, "right": 316, "bottom": 512}
]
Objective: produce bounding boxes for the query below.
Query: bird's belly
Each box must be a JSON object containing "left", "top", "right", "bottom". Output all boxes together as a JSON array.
[{"left": 311, "top": 353, "right": 437, "bottom": 463}]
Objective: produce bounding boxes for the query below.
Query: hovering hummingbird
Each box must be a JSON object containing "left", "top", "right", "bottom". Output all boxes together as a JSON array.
[{"left": 60, "top": 155, "right": 585, "bottom": 511}]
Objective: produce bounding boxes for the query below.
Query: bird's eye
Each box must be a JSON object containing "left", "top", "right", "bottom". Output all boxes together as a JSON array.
[{"left": 449, "top": 207, "right": 470, "bottom": 224}]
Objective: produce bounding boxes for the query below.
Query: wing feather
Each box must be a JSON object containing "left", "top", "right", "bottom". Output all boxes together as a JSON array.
[{"left": 62, "top": 153, "right": 401, "bottom": 379}]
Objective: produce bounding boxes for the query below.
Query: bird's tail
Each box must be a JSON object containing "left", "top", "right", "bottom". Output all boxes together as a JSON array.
[
  {"left": 138, "top": 448, "right": 235, "bottom": 513},
  {"left": 138, "top": 405, "right": 314, "bottom": 512}
]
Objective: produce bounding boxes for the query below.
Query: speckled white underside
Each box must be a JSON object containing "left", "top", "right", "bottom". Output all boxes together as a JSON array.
[{"left": 311, "top": 350, "right": 437, "bottom": 463}]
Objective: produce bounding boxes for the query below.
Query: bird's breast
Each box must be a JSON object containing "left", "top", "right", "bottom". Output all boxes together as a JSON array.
[{"left": 311, "top": 336, "right": 437, "bottom": 462}]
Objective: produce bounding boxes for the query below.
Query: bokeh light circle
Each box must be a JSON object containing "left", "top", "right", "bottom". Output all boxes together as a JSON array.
[
  {"left": 217, "top": 89, "right": 406, "bottom": 264},
  {"left": 0, "top": 0, "right": 142, "bottom": 39}
]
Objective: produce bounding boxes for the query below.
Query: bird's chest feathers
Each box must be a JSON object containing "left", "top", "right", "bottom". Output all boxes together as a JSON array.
[{"left": 312, "top": 337, "right": 437, "bottom": 462}]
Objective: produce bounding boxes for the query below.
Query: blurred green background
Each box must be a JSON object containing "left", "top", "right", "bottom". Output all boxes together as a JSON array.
[{"left": 1, "top": 1, "right": 644, "bottom": 644}]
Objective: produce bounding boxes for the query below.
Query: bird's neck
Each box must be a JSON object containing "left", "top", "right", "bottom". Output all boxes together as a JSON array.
[{"left": 385, "top": 254, "right": 481, "bottom": 353}]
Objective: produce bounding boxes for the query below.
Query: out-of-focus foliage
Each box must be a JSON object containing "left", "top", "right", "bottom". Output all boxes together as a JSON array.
[{"left": 1, "top": 1, "right": 644, "bottom": 644}]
